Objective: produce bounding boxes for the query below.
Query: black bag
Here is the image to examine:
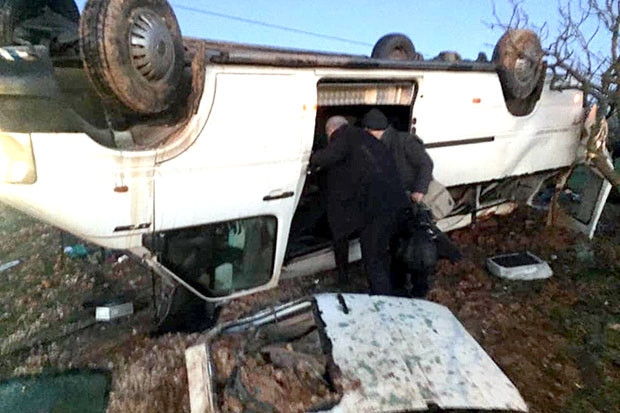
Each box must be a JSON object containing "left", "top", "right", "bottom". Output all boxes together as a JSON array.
[
  {"left": 404, "top": 204, "right": 462, "bottom": 262},
  {"left": 391, "top": 204, "right": 461, "bottom": 297}
]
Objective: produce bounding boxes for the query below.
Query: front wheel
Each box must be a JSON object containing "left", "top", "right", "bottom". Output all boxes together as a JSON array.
[
  {"left": 371, "top": 33, "right": 417, "bottom": 61},
  {"left": 79, "top": 0, "right": 185, "bottom": 115}
]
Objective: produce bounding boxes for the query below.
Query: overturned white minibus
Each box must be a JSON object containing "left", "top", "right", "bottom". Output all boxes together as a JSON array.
[{"left": 0, "top": 0, "right": 611, "bottom": 327}]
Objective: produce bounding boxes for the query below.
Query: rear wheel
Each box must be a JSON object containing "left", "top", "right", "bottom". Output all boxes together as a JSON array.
[
  {"left": 493, "top": 29, "right": 544, "bottom": 100},
  {"left": 504, "top": 63, "right": 546, "bottom": 116},
  {"left": 372, "top": 33, "right": 417, "bottom": 61},
  {"left": 79, "top": 0, "right": 185, "bottom": 115}
]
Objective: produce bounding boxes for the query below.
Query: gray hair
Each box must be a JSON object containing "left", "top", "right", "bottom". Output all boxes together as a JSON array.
[{"left": 325, "top": 116, "right": 348, "bottom": 139}]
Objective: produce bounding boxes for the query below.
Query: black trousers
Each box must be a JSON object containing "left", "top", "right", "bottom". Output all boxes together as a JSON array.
[
  {"left": 333, "top": 213, "right": 395, "bottom": 295},
  {"left": 333, "top": 237, "right": 351, "bottom": 283}
]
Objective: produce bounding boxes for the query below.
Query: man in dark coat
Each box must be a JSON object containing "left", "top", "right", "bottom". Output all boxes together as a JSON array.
[
  {"left": 310, "top": 116, "right": 408, "bottom": 295},
  {"left": 361, "top": 109, "right": 437, "bottom": 297},
  {"left": 362, "top": 108, "right": 434, "bottom": 204}
]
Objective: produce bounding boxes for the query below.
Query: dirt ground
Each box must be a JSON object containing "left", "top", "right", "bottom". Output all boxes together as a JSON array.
[{"left": 0, "top": 200, "right": 619, "bottom": 413}]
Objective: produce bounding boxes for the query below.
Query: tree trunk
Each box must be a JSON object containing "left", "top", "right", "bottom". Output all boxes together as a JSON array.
[{"left": 592, "top": 155, "right": 620, "bottom": 192}]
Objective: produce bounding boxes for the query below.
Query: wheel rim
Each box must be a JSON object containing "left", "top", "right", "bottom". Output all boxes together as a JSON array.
[{"left": 129, "top": 8, "right": 176, "bottom": 82}]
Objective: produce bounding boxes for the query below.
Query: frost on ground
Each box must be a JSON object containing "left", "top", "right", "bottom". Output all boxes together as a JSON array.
[{"left": 0, "top": 202, "right": 619, "bottom": 413}]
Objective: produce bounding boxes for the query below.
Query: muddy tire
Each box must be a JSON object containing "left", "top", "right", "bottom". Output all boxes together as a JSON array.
[
  {"left": 492, "top": 29, "right": 544, "bottom": 100},
  {"left": 79, "top": 0, "right": 185, "bottom": 115},
  {"left": 504, "top": 62, "right": 546, "bottom": 116},
  {"left": 0, "top": 0, "right": 80, "bottom": 46},
  {"left": 372, "top": 33, "right": 416, "bottom": 60}
]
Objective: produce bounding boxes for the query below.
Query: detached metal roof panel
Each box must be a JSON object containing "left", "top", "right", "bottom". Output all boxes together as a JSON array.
[{"left": 315, "top": 293, "right": 528, "bottom": 412}]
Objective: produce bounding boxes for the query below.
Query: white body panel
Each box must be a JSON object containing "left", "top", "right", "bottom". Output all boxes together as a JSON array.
[
  {"left": 154, "top": 71, "right": 315, "bottom": 231},
  {"left": 416, "top": 74, "right": 583, "bottom": 186},
  {"left": 0, "top": 54, "right": 591, "bottom": 300},
  {"left": 0, "top": 133, "right": 155, "bottom": 249},
  {"left": 153, "top": 70, "right": 316, "bottom": 293},
  {"left": 317, "top": 294, "right": 528, "bottom": 412}
]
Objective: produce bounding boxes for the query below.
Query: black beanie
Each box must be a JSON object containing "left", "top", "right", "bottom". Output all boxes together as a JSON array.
[{"left": 361, "top": 108, "right": 388, "bottom": 130}]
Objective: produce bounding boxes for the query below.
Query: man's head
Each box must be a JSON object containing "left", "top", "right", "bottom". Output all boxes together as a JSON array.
[
  {"left": 325, "top": 116, "right": 349, "bottom": 140},
  {"left": 361, "top": 109, "right": 388, "bottom": 139}
]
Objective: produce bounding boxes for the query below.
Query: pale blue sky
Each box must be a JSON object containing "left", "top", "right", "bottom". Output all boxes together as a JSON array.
[{"left": 75, "top": 1, "right": 563, "bottom": 59}]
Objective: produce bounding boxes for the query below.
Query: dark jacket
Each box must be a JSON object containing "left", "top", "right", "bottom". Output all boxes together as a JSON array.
[
  {"left": 310, "top": 125, "right": 408, "bottom": 240},
  {"left": 381, "top": 126, "right": 434, "bottom": 196}
]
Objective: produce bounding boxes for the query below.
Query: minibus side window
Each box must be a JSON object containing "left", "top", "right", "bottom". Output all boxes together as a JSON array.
[{"left": 155, "top": 216, "right": 277, "bottom": 297}]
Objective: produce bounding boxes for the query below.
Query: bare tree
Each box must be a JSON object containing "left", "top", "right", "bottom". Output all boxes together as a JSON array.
[
  {"left": 548, "top": 1, "right": 618, "bottom": 118},
  {"left": 490, "top": 0, "right": 620, "bottom": 190}
]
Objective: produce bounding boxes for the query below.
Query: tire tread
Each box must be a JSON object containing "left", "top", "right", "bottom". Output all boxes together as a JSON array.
[
  {"left": 372, "top": 33, "right": 416, "bottom": 60},
  {"left": 79, "top": 0, "right": 184, "bottom": 114}
]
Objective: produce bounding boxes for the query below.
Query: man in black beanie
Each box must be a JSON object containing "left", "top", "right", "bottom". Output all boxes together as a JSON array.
[
  {"left": 362, "top": 108, "right": 434, "bottom": 205},
  {"left": 362, "top": 108, "right": 437, "bottom": 298}
]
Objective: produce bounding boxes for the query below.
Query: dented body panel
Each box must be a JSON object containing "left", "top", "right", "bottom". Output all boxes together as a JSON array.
[
  {"left": 316, "top": 294, "right": 528, "bottom": 412},
  {"left": 191, "top": 294, "right": 528, "bottom": 412}
]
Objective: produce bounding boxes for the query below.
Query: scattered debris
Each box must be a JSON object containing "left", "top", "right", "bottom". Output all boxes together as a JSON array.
[
  {"left": 0, "top": 259, "right": 22, "bottom": 273},
  {"left": 487, "top": 251, "right": 553, "bottom": 280},
  {"left": 609, "top": 324, "right": 620, "bottom": 332},
  {"left": 204, "top": 300, "right": 341, "bottom": 413},
  {"left": 95, "top": 302, "right": 134, "bottom": 321},
  {"left": 574, "top": 242, "right": 595, "bottom": 264},
  {"left": 63, "top": 244, "right": 89, "bottom": 259}
]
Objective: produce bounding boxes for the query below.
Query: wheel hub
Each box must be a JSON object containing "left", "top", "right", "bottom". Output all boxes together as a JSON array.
[
  {"left": 129, "top": 8, "right": 175, "bottom": 82},
  {"left": 514, "top": 56, "right": 535, "bottom": 86},
  {"left": 388, "top": 47, "right": 409, "bottom": 60}
]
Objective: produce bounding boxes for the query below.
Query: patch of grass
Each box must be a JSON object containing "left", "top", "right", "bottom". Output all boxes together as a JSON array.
[
  {"left": 0, "top": 203, "right": 37, "bottom": 233},
  {"left": 564, "top": 380, "right": 620, "bottom": 413},
  {"left": 0, "top": 310, "right": 22, "bottom": 332},
  {"left": 555, "top": 264, "right": 620, "bottom": 411},
  {"left": 43, "top": 259, "right": 55, "bottom": 277},
  {"left": 549, "top": 305, "right": 573, "bottom": 331}
]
